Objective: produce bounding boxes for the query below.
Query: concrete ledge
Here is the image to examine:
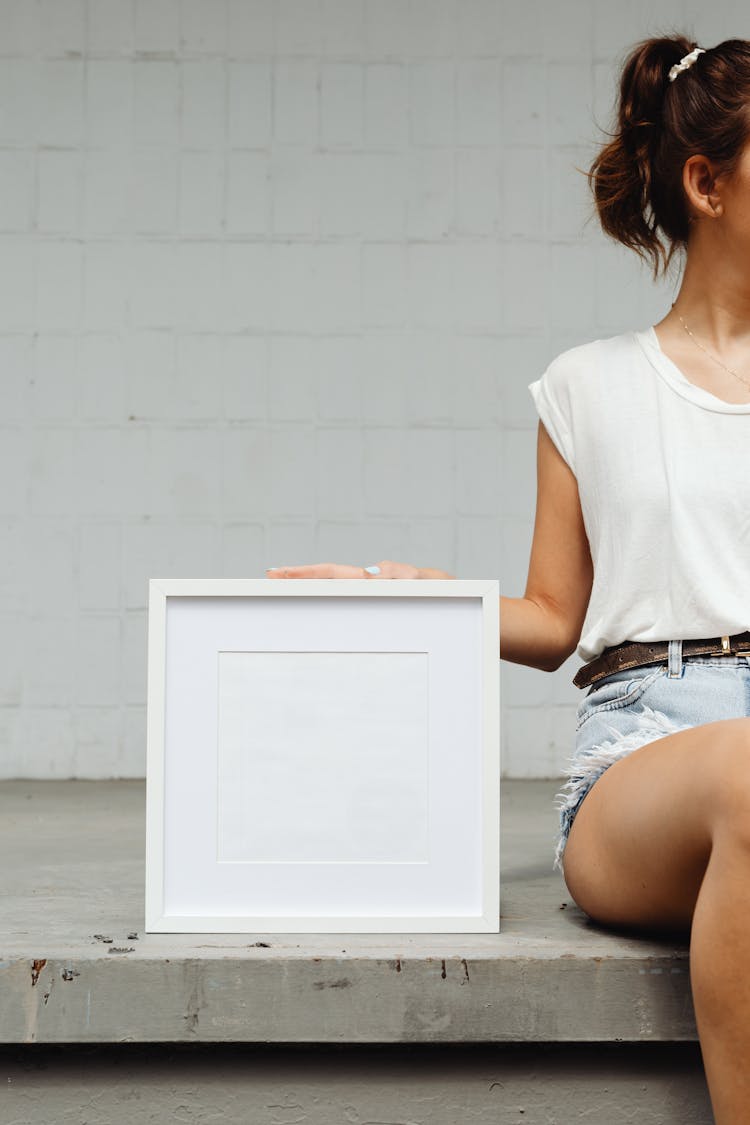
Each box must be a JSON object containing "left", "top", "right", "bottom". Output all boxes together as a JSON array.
[{"left": 0, "top": 779, "right": 694, "bottom": 1044}]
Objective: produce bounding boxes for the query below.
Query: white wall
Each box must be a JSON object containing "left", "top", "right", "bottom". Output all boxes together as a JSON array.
[{"left": 1, "top": 0, "right": 746, "bottom": 778}]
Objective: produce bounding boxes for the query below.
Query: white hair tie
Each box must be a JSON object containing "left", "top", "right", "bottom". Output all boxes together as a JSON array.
[{"left": 668, "top": 47, "right": 706, "bottom": 82}]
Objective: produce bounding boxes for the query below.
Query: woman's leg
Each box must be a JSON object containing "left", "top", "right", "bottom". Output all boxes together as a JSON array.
[{"left": 561, "top": 715, "right": 750, "bottom": 1125}]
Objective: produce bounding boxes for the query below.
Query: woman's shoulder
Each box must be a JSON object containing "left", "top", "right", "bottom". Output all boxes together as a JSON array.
[
  {"left": 544, "top": 328, "right": 637, "bottom": 379},
  {"left": 536, "top": 330, "right": 640, "bottom": 409}
]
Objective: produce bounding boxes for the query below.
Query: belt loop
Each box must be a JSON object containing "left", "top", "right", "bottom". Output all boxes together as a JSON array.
[{"left": 668, "top": 638, "right": 683, "bottom": 678}]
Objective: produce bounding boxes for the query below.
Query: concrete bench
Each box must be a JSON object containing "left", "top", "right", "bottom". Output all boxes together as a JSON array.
[{"left": 0, "top": 778, "right": 713, "bottom": 1122}]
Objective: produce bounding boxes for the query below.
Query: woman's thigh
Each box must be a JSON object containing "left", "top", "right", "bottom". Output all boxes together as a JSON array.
[{"left": 561, "top": 715, "right": 750, "bottom": 932}]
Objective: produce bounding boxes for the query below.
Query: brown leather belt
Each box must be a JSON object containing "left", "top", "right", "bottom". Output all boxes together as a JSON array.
[{"left": 573, "top": 631, "right": 750, "bottom": 690}]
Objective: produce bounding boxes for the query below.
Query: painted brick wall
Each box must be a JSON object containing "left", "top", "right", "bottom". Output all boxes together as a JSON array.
[{"left": 1, "top": 0, "right": 745, "bottom": 777}]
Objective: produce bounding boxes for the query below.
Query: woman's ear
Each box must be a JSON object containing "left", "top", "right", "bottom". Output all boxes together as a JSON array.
[{"left": 683, "top": 154, "right": 724, "bottom": 220}]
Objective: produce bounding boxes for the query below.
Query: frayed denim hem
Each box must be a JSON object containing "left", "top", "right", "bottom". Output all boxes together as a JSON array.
[{"left": 552, "top": 703, "right": 694, "bottom": 874}]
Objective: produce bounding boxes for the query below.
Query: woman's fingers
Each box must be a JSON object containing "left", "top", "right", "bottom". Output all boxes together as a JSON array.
[
  {"left": 266, "top": 563, "right": 373, "bottom": 579},
  {"left": 265, "top": 560, "right": 422, "bottom": 580}
]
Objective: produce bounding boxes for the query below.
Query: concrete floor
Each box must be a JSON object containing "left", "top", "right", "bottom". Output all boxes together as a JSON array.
[
  {"left": 0, "top": 1041, "right": 714, "bottom": 1125},
  {"left": 0, "top": 778, "right": 695, "bottom": 1045}
]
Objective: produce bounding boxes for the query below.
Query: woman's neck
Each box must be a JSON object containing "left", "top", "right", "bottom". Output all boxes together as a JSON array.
[{"left": 664, "top": 233, "right": 750, "bottom": 347}]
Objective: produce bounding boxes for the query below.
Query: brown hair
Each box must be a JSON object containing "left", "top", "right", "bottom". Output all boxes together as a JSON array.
[{"left": 588, "top": 35, "right": 750, "bottom": 279}]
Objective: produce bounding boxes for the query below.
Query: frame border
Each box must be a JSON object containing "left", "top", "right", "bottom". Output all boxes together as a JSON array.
[{"left": 145, "top": 578, "right": 500, "bottom": 933}]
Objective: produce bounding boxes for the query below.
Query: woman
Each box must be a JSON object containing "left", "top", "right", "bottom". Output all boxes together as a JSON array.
[{"left": 267, "top": 35, "right": 750, "bottom": 1121}]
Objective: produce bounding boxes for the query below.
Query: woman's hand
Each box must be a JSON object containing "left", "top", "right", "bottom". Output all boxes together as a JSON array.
[{"left": 265, "top": 560, "right": 455, "bottom": 580}]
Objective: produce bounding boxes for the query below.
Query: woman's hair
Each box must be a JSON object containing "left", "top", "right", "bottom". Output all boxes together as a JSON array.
[{"left": 588, "top": 35, "right": 750, "bottom": 279}]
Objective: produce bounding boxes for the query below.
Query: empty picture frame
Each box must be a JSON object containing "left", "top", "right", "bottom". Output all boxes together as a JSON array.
[{"left": 145, "top": 578, "right": 500, "bottom": 934}]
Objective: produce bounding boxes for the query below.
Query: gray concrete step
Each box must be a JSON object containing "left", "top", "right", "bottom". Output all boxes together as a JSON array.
[{"left": 0, "top": 779, "right": 693, "bottom": 1044}]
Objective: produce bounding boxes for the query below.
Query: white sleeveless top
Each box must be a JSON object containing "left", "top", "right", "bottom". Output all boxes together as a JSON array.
[{"left": 527, "top": 326, "right": 750, "bottom": 664}]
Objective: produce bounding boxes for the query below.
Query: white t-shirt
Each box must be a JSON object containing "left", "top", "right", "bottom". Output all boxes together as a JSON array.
[{"left": 527, "top": 326, "right": 750, "bottom": 664}]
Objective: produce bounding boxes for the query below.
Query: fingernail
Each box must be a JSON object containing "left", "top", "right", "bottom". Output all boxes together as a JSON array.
[
  {"left": 364, "top": 565, "right": 380, "bottom": 574},
  {"left": 267, "top": 567, "right": 280, "bottom": 571}
]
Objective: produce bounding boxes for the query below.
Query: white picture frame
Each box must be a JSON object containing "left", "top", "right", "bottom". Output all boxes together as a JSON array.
[{"left": 145, "top": 578, "right": 500, "bottom": 934}]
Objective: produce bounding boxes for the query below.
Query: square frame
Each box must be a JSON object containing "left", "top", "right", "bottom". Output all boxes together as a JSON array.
[{"left": 145, "top": 578, "right": 500, "bottom": 933}]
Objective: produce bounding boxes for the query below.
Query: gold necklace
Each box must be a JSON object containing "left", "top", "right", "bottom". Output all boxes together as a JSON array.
[{"left": 677, "top": 313, "right": 750, "bottom": 393}]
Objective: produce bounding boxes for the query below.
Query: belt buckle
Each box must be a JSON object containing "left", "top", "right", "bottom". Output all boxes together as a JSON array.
[{"left": 720, "top": 634, "right": 733, "bottom": 656}]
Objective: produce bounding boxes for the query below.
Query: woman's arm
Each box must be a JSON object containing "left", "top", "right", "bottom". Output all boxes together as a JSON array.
[
  {"left": 500, "top": 594, "right": 574, "bottom": 673},
  {"left": 501, "top": 420, "right": 593, "bottom": 672},
  {"left": 265, "top": 420, "right": 591, "bottom": 677}
]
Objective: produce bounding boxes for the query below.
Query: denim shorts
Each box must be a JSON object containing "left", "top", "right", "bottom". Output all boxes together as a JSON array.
[{"left": 553, "top": 639, "right": 750, "bottom": 873}]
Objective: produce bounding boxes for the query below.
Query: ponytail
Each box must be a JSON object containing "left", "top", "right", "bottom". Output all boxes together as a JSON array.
[{"left": 588, "top": 35, "right": 750, "bottom": 279}]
